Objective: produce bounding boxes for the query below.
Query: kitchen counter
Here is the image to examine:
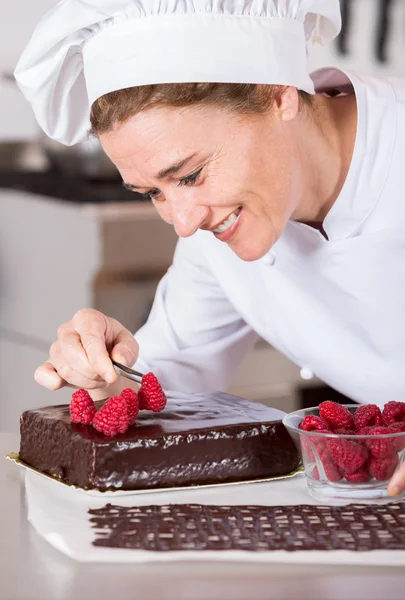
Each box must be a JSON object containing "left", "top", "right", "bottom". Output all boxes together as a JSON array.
[{"left": 1, "top": 433, "right": 405, "bottom": 600}]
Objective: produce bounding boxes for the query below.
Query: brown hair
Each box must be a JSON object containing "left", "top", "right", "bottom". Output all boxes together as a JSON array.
[{"left": 89, "top": 83, "right": 313, "bottom": 136}]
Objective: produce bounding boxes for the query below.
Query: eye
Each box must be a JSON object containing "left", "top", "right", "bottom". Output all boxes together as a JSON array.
[
  {"left": 141, "top": 188, "right": 162, "bottom": 202},
  {"left": 178, "top": 167, "right": 203, "bottom": 187}
]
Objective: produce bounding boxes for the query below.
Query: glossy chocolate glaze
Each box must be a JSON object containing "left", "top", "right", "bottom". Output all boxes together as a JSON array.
[{"left": 19, "top": 392, "right": 300, "bottom": 491}]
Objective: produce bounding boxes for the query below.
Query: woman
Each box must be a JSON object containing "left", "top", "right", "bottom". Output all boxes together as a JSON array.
[{"left": 14, "top": 0, "right": 405, "bottom": 496}]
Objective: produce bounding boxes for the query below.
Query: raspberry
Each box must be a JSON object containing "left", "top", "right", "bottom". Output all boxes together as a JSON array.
[
  {"left": 311, "top": 462, "right": 342, "bottom": 482},
  {"left": 345, "top": 466, "right": 371, "bottom": 483},
  {"left": 382, "top": 401, "right": 405, "bottom": 426},
  {"left": 301, "top": 437, "right": 316, "bottom": 462},
  {"left": 365, "top": 426, "right": 398, "bottom": 459},
  {"left": 328, "top": 438, "right": 368, "bottom": 475},
  {"left": 387, "top": 423, "right": 405, "bottom": 452},
  {"left": 334, "top": 428, "right": 356, "bottom": 435},
  {"left": 368, "top": 455, "right": 399, "bottom": 481},
  {"left": 357, "top": 426, "right": 373, "bottom": 435},
  {"left": 389, "top": 422, "right": 405, "bottom": 433},
  {"left": 301, "top": 429, "right": 330, "bottom": 463},
  {"left": 120, "top": 388, "right": 139, "bottom": 424},
  {"left": 323, "top": 461, "right": 343, "bottom": 482},
  {"left": 319, "top": 401, "right": 354, "bottom": 431},
  {"left": 317, "top": 444, "right": 342, "bottom": 481},
  {"left": 299, "top": 415, "right": 330, "bottom": 431},
  {"left": 92, "top": 396, "right": 129, "bottom": 436},
  {"left": 353, "top": 404, "right": 383, "bottom": 431},
  {"left": 70, "top": 389, "right": 96, "bottom": 424},
  {"left": 299, "top": 414, "right": 329, "bottom": 462},
  {"left": 357, "top": 426, "right": 373, "bottom": 444},
  {"left": 138, "top": 373, "right": 167, "bottom": 412},
  {"left": 317, "top": 443, "right": 332, "bottom": 463}
]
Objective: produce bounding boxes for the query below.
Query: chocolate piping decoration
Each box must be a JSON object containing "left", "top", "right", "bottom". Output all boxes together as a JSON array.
[{"left": 89, "top": 502, "right": 405, "bottom": 552}]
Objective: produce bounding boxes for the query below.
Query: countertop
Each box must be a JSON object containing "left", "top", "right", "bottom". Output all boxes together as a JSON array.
[{"left": 1, "top": 432, "right": 405, "bottom": 600}]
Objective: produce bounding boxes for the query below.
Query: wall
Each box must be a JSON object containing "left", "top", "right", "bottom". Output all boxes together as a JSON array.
[
  {"left": 0, "top": 0, "right": 55, "bottom": 140},
  {"left": 309, "top": 0, "right": 405, "bottom": 77}
]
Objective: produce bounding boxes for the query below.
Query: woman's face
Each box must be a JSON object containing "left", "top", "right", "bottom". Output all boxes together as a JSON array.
[{"left": 100, "top": 94, "right": 304, "bottom": 261}]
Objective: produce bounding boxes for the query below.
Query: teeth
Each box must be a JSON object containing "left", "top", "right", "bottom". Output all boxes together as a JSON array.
[{"left": 213, "top": 209, "right": 241, "bottom": 234}]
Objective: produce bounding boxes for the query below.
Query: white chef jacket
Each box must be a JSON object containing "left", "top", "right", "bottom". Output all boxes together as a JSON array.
[{"left": 134, "top": 67, "right": 405, "bottom": 405}]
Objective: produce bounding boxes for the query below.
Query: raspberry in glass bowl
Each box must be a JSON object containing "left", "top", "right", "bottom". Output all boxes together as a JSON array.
[{"left": 283, "top": 401, "right": 405, "bottom": 503}]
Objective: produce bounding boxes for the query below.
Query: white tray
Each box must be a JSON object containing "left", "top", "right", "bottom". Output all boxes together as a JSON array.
[{"left": 17, "top": 465, "right": 405, "bottom": 566}]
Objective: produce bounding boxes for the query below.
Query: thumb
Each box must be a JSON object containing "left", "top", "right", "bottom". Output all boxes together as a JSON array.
[{"left": 110, "top": 331, "right": 139, "bottom": 368}]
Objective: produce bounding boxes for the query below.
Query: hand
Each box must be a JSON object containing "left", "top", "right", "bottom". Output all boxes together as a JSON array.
[
  {"left": 34, "top": 309, "right": 139, "bottom": 391},
  {"left": 388, "top": 461, "right": 405, "bottom": 498}
]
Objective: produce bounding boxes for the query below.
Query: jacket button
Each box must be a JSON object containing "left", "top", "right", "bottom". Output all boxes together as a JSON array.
[
  {"left": 262, "top": 253, "right": 276, "bottom": 266},
  {"left": 300, "top": 367, "right": 314, "bottom": 380}
]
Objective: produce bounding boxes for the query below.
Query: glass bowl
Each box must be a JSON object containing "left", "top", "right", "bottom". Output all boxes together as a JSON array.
[{"left": 283, "top": 405, "right": 405, "bottom": 503}]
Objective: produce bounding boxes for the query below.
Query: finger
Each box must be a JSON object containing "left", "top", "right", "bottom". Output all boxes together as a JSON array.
[
  {"left": 388, "top": 463, "right": 405, "bottom": 497},
  {"left": 34, "top": 361, "right": 65, "bottom": 391},
  {"left": 72, "top": 311, "right": 117, "bottom": 384},
  {"left": 50, "top": 341, "right": 109, "bottom": 390},
  {"left": 110, "top": 328, "right": 139, "bottom": 367},
  {"left": 58, "top": 324, "right": 106, "bottom": 382}
]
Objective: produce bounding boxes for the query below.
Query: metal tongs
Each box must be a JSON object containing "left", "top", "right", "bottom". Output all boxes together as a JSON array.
[{"left": 112, "top": 360, "right": 144, "bottom": 385}]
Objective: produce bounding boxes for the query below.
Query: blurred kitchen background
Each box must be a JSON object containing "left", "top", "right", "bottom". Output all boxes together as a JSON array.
[{"left": 1, "top": 0, "right": 405, "bottom": 431}]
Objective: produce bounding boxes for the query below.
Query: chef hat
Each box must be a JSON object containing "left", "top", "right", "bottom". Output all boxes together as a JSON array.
[{"left": 14, "top": 0, "right": 341, "bottom": 146}]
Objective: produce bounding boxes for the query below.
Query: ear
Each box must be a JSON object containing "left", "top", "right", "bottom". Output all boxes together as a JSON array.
[{"left": 275, "top": 86, "right": 300, "bottom": 122}]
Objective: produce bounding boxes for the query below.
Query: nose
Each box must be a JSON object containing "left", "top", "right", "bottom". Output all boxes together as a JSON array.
[{"left": 165, "top": 190, "right": 210, "bottom": 238}]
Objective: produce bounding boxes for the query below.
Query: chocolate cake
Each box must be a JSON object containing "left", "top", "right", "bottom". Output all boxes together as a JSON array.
[{"left": 19, "top": 392, "right": 300, "bottom": 491}]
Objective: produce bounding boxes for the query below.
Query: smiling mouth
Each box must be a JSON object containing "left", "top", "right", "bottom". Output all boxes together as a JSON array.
[{"left": 212, "top": 208, "right": 242, "bottom": 234}]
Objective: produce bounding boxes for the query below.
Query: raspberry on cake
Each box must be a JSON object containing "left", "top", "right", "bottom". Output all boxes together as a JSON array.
[
  {"left": 120, "top": 388, "right": 139, "bottom": 424},
  {"left": 138, "top": 372, "right": 167, "bottom": 412},
  {"left": 70, "top": 389, "right": 96, "bottom": 424},
  {"left": 92, "top": 396, "right": 129, "bottom": 436},
  {"left": 68, "top": 370, "right": 163, "bottom": 434},
  {"left": 19, "top": 392, "right": 300, "bottom": 491}
]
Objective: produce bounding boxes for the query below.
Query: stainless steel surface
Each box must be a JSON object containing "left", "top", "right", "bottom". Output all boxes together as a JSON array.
[
  {"left": 0, "top": 141, "right": 47, "bottom": 171},
  {"left": 2, "top": 71, "right": 119, "bottom": 179},
  {"left": 112, "top": 360, "right": 143, "bottom": 384},
  {"left": 40, "top": 134, "right": 120, "bottom": 180},
  {"left": 1, "top": 432, "right": 405, "bottom": 600}
]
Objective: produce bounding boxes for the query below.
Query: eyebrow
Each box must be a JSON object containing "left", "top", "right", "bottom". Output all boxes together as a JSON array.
[{"left": 122, "top": 153, "right": 198, "bottom": 192}]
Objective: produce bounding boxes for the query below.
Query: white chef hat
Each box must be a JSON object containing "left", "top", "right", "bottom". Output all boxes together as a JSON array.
[{"left": 14, "top": 0, "right": 341, "bottom": 146}]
